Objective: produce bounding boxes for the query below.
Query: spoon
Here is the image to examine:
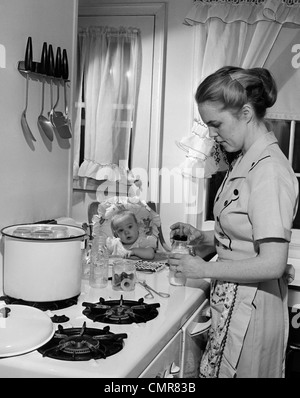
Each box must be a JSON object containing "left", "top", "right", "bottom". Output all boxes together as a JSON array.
[
  {"left": 37, "top": 78, "right": 54, "bottom": 141},
  {"left": 21, "top": 74, "right": 36, "bottom": 142},
  {"left": 37, "top": 42, "right": 54, "bottom": 141}
]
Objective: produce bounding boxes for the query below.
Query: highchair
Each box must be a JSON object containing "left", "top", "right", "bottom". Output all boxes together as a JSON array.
[{"left": 86, "top": 195, "right": 172, "bottom": 259}]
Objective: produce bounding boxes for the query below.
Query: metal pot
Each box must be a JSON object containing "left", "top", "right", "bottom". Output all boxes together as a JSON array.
[{"left": 1, "top": 223, "right": 85, "bottom": 302}]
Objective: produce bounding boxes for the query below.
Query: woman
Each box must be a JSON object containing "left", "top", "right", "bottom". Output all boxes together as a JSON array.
[{"left": 169, "top": 66, "right": 299, "bottom": 378}]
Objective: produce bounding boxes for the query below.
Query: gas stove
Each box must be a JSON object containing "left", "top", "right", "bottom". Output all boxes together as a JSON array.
[{"left": 0, "top": 269, "right": 209, "bottom": 378}]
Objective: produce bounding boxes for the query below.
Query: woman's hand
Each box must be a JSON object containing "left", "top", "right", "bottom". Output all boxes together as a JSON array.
[
  {"left": 170, "top": 222, "right": 203, "bottom": 244},
  {"left": 169, "top": 252, "right": 207, "bottom": 279}
]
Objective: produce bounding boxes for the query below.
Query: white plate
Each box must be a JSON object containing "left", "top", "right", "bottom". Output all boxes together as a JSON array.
[{"left": 0, "top": 304, "right": 55, "bottom": 357}]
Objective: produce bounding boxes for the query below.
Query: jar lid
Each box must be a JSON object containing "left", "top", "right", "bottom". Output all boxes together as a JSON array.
[{"left": 172, "top": 234, "right": 188, "bottom": 241}]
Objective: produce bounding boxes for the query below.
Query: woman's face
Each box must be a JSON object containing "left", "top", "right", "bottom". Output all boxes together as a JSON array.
[{"left": 198, "top": 101, "right": 247, "bottom": 153}]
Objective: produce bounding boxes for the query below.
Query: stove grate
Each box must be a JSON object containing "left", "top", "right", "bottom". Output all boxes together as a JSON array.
[
  {"left": 0, "top": 295, "right": 79, "bottom": 311},
  {"left": 38, "top": 322, "right": 127, "bottom": 361},
  {"left": 82, "top": 295, "right": 160, "bottom": 324}
]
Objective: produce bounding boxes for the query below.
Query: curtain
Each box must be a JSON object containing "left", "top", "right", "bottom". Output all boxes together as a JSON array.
[
  {"left": 180, "top": 0, "right": 300, "bottom": 226},
  {"left": 73, "top": 26, "right": 142, "bottom": 182}
]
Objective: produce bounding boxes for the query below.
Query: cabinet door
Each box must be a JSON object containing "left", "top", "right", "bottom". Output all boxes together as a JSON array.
[
  {"left": 139, "top": 330, "right": 182, "bottom": 378},
  {"left": 180, "top": 298, "right": 211, "bottom": 378}
]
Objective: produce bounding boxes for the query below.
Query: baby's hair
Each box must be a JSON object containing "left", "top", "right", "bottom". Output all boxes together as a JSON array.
[{"left": 110, "top": 209, "right": 138, "bottom": 237}]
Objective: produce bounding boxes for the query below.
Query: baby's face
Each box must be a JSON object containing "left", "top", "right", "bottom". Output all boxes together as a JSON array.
[{"left": 114, "top": 214, "right": 139, "bottom": 245}]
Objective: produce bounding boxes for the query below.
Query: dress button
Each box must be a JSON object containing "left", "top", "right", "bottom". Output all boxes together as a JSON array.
[{"left": 234, "top": 189, "right": 239, "bottom": 195}]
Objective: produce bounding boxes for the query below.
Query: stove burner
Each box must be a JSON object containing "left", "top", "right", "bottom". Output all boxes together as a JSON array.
[
  {"left": 38, "top": 322, "right": 127, "bottom": 361},
  {"left": 82, "top": 295, "right": 160, "bottom": 324},
  {"left": 0, "top": 295, "right": 78, "bottom": 311}
]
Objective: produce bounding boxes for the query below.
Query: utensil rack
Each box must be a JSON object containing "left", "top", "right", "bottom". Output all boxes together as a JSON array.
[{"left": 18, "top": 61, "right": 69, "bottom": 86}]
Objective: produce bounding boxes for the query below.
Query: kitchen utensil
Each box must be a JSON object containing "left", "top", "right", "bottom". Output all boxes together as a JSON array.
[
  {"left": 138, "top": 280, "right": 170, "bottom": 299},
  {"left": 1, "top": 224, "right": 86, "bottom": 302},
  {"left": 37, "top": 42, "right": 54, "bottom": 141},
  {"left": 37, "top": 79, "right": 54, "bottom": 141},
  {"left": 54, "top": 46, "right": 62, "bottom": 78},
  {"left": 21, "top": 75, "right": 36, "bottom": 142},
  {"left": 21, "top": 37, "right": 36, "bottom": 142},
  {"left": 46, "top": 45, "right": 58, "bottom": 134},
  {"left": 0, "top": 305, "right": 55, "bottom": 357},
  {"left": 24, "top": 37, "right": 32, "bottom": 71},
  {"left": 50, "top": 47, "right": 66, "bottom": 131},
  {"left": 55, "top": 48, "right": 72, "bottom": 139}
]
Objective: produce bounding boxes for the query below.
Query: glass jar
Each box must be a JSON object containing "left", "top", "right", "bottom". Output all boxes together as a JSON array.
[
  {"left": 112, "top": 259, "right": 136, "bottom": 291},
  {"left": 169, "top": 235, "right": 189, "bottom": 286}
]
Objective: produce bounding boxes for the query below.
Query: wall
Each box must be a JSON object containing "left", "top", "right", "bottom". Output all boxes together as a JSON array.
[
  {"left": 0, "top": 0, "right": 78, "bottom": 290},
  {"left": 72, "top": 0, "right": 196, "bottom": 245}
]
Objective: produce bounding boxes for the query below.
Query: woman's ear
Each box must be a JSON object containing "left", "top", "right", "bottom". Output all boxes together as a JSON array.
[{"left": 241, "top": 104, "right": 253, "bottom": 123}]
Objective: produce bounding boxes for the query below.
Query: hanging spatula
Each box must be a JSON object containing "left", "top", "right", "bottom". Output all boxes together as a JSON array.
[{"left": 54, "top": 49, "right": 72, "bottom": 139}]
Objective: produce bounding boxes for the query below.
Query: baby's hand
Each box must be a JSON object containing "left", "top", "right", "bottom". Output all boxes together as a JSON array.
[{"left": 123, "top": 250, "right": 133, "bottom": 259}]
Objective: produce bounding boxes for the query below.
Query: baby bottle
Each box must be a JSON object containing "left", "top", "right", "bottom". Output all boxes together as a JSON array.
[{"left": 169, "top": 235, "right": 189, "bottom": 286}]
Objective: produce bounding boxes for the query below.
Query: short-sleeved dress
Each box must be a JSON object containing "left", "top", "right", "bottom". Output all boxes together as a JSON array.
[{"left": 200, "top": 132, "right": 299, "bottom": 378}]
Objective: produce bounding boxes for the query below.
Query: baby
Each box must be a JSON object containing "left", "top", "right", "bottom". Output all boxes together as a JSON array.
[{"left": 106, "top": 209, "right": 156, "bottom": 260}]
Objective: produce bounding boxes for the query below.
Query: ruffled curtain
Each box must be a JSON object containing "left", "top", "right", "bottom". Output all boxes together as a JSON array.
[
  {"left": 185, "top": 0, "right": 300, "bottom": 27},
  {"left": 73, "top": 26, "right": 142, "bottom": 182},
  {"left": 180, "top": 0, "right": 300, "bottom": 225}
]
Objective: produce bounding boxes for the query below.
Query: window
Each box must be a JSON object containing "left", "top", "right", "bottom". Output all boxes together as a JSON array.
[{"left": 205, "top": 119, "right": 300, "bottom": 230}]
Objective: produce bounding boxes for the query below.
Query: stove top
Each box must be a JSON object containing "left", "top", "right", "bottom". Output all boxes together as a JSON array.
[
  {"left": 82, "top": 295, "right": 160, "bottom": 324},
  {"left": 37, "top": 321, "right": 127, "bottom": 361},
  {"left": 0, "top": 295, "right": 79, "bottom": 311}
]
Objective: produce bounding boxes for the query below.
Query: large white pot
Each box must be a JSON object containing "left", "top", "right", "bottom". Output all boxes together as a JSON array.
[{"left": 1, "top": 224, "right": 86, "bottom": 302}]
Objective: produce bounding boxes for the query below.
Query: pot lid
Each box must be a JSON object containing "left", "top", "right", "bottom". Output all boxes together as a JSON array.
[{"left": 0, "top": 304, "right": 55, "bottom": 357}]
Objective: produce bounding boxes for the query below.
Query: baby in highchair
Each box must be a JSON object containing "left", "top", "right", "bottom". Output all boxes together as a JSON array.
[{"left": 106, "top": 209, "right": 156, "bottom": 260}]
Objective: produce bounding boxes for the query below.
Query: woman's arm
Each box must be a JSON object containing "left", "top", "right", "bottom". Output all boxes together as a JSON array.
[{"left": 169, "top": 239, "right": 289, "bottom": 284}]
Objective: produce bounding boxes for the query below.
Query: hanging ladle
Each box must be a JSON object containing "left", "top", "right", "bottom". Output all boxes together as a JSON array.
[{"left": 21, "top": 37, "right": 36, "bottom": 142}]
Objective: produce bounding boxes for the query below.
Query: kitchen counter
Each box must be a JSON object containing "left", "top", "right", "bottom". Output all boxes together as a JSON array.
[{"left": 0, "top": 267, "right": 209, "bottom": 378}]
